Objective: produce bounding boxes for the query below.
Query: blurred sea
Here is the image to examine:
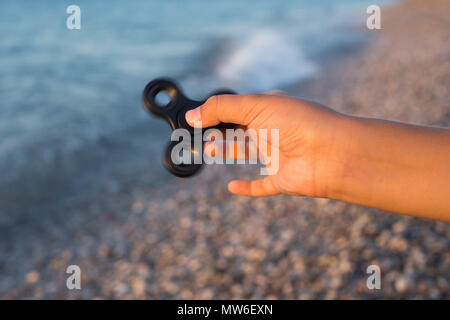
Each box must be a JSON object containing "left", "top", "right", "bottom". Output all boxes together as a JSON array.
[{"left": 0, "top": 0, "right": 393, "bottom": 218}]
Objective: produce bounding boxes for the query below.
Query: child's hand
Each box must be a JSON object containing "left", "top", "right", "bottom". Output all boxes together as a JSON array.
[
  {"left": 186, "top": 92, "right": 349, "bottom": 198},
  {"left": 186, "top": 92, "right": 450, "bottom": 221}
]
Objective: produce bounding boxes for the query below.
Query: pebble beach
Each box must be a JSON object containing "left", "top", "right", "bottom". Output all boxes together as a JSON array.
[{"left": 1, "top": 0, "right": 449, "bottom": 299}]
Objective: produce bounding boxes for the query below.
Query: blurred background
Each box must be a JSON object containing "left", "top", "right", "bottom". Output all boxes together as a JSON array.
[{"left": 0, "top": 0, "right": 449, "bottom": 299}]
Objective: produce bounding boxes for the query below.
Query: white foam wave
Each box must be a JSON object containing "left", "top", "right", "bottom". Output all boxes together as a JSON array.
[{"left": 214, "top": 29, "right": 318, "bottom": 92}]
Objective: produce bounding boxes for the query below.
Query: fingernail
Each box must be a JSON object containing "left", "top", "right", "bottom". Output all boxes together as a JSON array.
[{"left": 185, "top": 108, "right": 200, "bottom": 124}]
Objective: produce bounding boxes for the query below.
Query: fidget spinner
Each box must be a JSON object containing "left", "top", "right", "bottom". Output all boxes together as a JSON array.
[{"left": 142, "top": 78, "right": 237, "bottom": 177}]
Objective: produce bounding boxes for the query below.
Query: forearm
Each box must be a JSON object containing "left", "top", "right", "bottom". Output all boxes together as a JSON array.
[{"left": 329, "top": 116, "right": 450, "bottom": 221}]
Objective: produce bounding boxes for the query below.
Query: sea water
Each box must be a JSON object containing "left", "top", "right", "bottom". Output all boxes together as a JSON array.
[{"left": 0, "top": 0, "right": 394, "bottom": 214}]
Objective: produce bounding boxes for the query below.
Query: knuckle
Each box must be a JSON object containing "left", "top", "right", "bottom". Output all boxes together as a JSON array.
[
  {"left": 205, "top": 95, "right": 219, "bottom": 105},
  {"left": 243, "top": 93, "right": 262, "bottom": 102},
  {"left": 205, "top": 95, "right": 221, "bottom": 119},
  {"left": 242, "top": 94, "right": 263, "bottom": 124}
]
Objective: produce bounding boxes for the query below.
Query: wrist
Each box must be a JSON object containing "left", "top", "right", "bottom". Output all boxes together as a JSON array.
[{"left": 318, "top": 114, "right": 361, "bottom": 201}]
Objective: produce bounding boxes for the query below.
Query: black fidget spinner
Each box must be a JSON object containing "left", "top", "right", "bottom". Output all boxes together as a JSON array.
[{"left": 142, "top": 78, "right": 237, "bottom": 177}]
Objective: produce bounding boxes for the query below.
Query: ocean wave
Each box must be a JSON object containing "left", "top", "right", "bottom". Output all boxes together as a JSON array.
[
  {"left": 215, "top": 29, "right": 318, "bottom": 92},
  {"left": 182, "top": 29, "right": 318, "bottom": 94}
]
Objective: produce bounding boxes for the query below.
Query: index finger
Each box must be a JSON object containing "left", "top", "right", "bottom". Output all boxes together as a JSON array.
[{"left": 185, "top": 94, "right": 261, "bottom": 128}]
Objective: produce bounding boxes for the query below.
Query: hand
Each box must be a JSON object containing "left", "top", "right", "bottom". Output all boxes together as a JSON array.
[
  {"left": 186, "top": 91, "right": 450, "bottom": 221},
  {"left": 185, "top": 92, "right": 349, "bottom": 198}
]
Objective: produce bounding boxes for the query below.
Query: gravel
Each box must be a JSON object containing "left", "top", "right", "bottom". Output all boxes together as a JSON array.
[{"left": 1, "top": 0, "right": 449, "bottom": 299}]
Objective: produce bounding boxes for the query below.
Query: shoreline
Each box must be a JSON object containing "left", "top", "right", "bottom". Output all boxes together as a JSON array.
[
  {"left": 0, "top": 7, "right": 370, "bottom": 229},
  {"left": 1, "top": 0, "right": 449, "bottom": 299}
]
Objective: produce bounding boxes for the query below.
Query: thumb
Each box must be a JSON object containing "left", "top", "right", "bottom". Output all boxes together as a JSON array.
[
  {"left": 185, "top": 94, "right": 260, "bottom": 128},
  {"left": 228, "top": 177, "right": 280, "bottom": 197}
]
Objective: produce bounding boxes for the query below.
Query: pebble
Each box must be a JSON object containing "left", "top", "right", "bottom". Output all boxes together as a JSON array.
[{"left": 1, "top": 0, "right": 449, "bottom": 300}]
